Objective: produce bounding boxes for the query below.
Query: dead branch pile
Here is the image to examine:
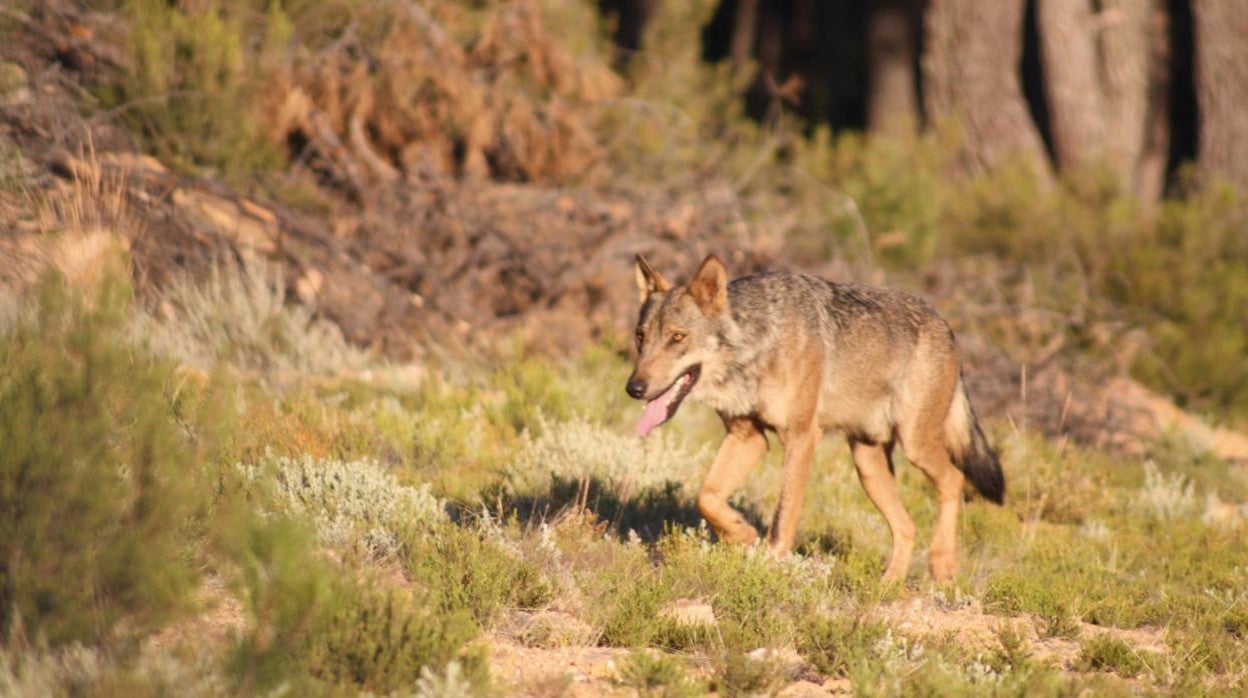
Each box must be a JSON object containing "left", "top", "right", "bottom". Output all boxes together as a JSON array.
[{"left": 269, "top": 0, "right": 621, "bottom": 193}]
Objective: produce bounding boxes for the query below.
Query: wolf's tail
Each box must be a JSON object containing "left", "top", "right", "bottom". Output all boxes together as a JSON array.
[{"left": 944, "top": 379, "right": 1005, "bottom": 504}]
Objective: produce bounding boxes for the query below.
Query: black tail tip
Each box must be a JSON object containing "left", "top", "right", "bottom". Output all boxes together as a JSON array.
[
  {"left": 963, "top": 454, "right": 1003, "bottom": 501},
  {"left": 960, "top": 449, "right": 1005, "bottom": 505},
  {"left": 979, "top": 471, "right": 1006, "bottom": 505}
]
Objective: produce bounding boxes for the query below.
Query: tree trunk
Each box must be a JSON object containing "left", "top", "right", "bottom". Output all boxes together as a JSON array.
[
  {"left": 1100, "top": 0, "right": 1157, "bottom": 193},
  {"left": 1134, "top": 3, "right": 1171, "bottom": 202},
  {"left": 730, "top": 0, "right": 760, "bottom": 71},
  {"left": 1192, "top": 0, "right": 1248, "bottom": 195},
  {"left": 1037, "top": 0, "right": 1109, "bottom": 166},
  {"left": 866, "top": 0, "right": 920, "bottom": 136},
  {"left": 921, "top": 0, "right": 1052, "bottom": 182},
  {"left": 1037, "top": 0, "right": 1164, "bottom": 198}
]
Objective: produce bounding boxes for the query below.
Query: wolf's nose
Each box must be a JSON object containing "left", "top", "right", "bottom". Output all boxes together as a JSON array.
[{"left": 626, "top": 377, "right": 647, "bottom": 399}]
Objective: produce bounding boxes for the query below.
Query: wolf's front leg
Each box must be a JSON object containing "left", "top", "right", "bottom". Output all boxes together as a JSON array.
[
  {"left": 769, "top": 424, "right": 821, "bottom": 555},
  {"left": 697, "top": 417, "right": 767, "bottom": 544}
]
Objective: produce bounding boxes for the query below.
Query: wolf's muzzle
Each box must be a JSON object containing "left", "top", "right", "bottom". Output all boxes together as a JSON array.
[{"left": 625, "top": 376, "right": 647, "bottom": 399}]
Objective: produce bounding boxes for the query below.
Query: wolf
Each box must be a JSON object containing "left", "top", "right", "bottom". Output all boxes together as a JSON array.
[{"left": 625, "top": 254, "right": 1004, "bottom": 581}]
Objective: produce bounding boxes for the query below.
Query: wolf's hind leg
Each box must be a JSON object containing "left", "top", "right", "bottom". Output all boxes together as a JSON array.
[
  {"left": 698, "top": 417, "right": 767, "bottom": 545},
  {"left": 850, "top": 438, "right": 915, "bottom": 582},
  {"left": 900, "top": 427, "right": 964, "bottom": 582}
]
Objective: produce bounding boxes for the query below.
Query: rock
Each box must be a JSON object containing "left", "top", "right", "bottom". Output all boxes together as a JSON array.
[
  {"left": 97, "top": 151, "right": 168, "bottom": 175},
  {"left": 515, "top": 611, "right": 597, "bottom": 649},
  {"left": 746, "top": 646, "right": 809, "bottom": 678},
  {"left": 0, "top": 61, "right": 29, "bottom": 104},
  {"left": 777, "top": 680, "right": 827, "bottom": 697},
  {"left": 172, "top": 189, "right": 278, "bottom": 256}
]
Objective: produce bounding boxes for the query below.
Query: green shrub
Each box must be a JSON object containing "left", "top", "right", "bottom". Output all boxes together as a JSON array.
[
  {"left": 798, "top": 614, "right": 889, "bottom": 678},
  {"left": 709, "top": 648, "right": 785, "bottom": 697},
  {"left": 224, "top": 516, "right": 485, "bottom": 693},
  {"left": 618, "top": 650, "right": 704, "bottom": 697},
  {"left": 658, "top": 532, "right": 831, "bottom": 650},
  {"left": 1075, "top": 635, "right": 1153, "bottom": 678},
  {"left": 0, "top": 277, "right": 200, "bottom": 646},
  {"left": 507, "top": 414, "right": 710, "bottom": 503},
  {"left": 402, "top": 522, "right": 554, "bottom": 627},
  {"left": 98, "top": 0, "right": 284, "bottom": 178},
  {"left": 0, "top": 642, "right": 228, "bottom": 697}
]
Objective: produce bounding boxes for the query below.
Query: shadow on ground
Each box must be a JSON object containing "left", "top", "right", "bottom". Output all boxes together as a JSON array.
[{"left": 465, "top": 475, "right": 769, "bottom": 544}]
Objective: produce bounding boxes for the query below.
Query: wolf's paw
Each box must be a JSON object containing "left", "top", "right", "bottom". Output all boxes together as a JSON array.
[{"left": 928, "top": 548, "right": 958, "bottom": 582}]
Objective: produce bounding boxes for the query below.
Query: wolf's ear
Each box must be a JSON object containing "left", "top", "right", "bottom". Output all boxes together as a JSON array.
[
  {"left": 688, "top": 254, "right": 728, "bottom": 315},
  {"left": 635, "top": 254, "right": 672, "bottom": 303}
]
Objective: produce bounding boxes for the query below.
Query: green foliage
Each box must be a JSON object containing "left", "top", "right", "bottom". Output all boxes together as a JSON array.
[
  {"left": 940, "top": 168, "right": 1248, "bottom": 422},
  {"left": 224, "top": 516, "right": 485, "bottom": 694},
  {"left": 617, "top": 650, "right": 704, "bottom": 697},
  {"left": 402, "top": 522, "right": 554, "bottom": 627},
  {"left": 100, "top": 0, "right": 285, "bottom": 178},
  {"left": 797, "top": 614, "right": 889, "bottom": 678},
  {"left": 708, "top": 649, "right": 785, "bottom": 697},
  {"left": 0, "top": 137, "right": 31, "bottom": 193},
  {"left": 1075, "top": 635, "right": 1154, "bottom": 678},
  {"left": 659, "top": 534, "right": 815, "bottom": 650},
  {"left": 0, "top": 277, "right": 200, "bottom": 646},
  {"left": 791, "top": 127, "right": 950, "bottom": 267}
]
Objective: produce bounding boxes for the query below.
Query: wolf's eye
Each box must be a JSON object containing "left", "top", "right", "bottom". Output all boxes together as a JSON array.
[{"left": 671, "top": 331, "right": 687, "bottom": 343}]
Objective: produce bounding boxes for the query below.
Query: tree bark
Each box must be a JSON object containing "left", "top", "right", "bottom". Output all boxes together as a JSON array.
[
  {"left": 1037, "top": 0, "right": 1164, "bottom": 198},
  {"left": 1192, "top": 0, "right": 1248, "bottom": 195},
  {"left": 730, "top": 0, "right": 760, "bottom": 71},
  {"left": 921, "top": 0, "right": 1052, "bottom": 182},
  {"left": 866, "top": 0, "right": 920, "bottom": 136},
  {"left": 1133, "top": 3, "right": 1171, "bottom": 201},
  {"left": 1037, "top": 0, "right": 1109, "bottom": 166},
  {"left": 1100, "top": 0, "right": 1156, "bottom": 192}
]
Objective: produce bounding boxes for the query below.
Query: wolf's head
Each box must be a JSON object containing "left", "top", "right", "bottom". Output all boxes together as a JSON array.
[{"left": 626, "top": 254, "right": 730, "bottom": 437}]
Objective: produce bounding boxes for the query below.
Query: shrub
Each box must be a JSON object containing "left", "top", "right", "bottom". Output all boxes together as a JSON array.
[
  {"left": 0, "top": 277, "right": 200, "bottom": 646},
  {"left": 224, "top": 516, "right": 485, "bottom": 694},
  {"left": 99, "top": 0, "right": 284, "bottom": 178},
  {"left": 507, "top": 414, "right": 710, "bottom": 499},
  {"left": 134, "top": 260, "right": 367, "bottom": 375},
  {"left": 617, "top": 650, "right": 704, "bottom": 697},
  {"left": 1075, "top": 635, "right": 1154, "bottom": 678},
  {"left": 251, "top": 453, "right": 445, "bottom": 561},
  {"left": 402, "top": 522, "right": 554, "bottom": 627},
  {"left": 798, "top": 614, "right": 890, "bottom": 678},
  {"left": 0, "top": 643, "right": 226, "bottom": 697}
]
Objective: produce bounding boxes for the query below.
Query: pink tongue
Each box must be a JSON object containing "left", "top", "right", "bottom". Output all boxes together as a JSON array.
[{"left": 636, "top": 380, "right": 682, "bottom": 437}]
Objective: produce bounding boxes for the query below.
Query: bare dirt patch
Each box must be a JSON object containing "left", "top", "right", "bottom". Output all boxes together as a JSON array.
[{"left": 872, "top": 593, "right": 1168, "bottom": 670}]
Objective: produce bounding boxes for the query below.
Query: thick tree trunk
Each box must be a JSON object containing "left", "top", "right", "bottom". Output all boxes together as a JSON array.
[
  {"left": 866, "top": 0, "right": 920, "bottom": 136},
  {"left": 1192, "top": 0, "right": 1248, "bottom": 195},
  {"left": 1134, "top": 3, "right": 1171, "bottom": 201},
  {"left": 1038, "top": 0, "right": 1163, "bottom": 198},
  {"left": 921, "top": 0, "right": 1052, "bottom": 181},
  {"left": 1100, "top": 0, "right": 1156, "bottom": 190},
  {"left": 1037, "top": 0, "right": 1109, "bottom": 166}
]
